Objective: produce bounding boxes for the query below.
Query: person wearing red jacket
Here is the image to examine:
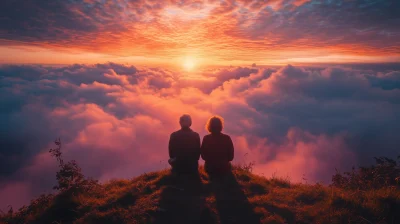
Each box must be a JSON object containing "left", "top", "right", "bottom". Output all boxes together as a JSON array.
[{"left": 201, "top": 116, "right": 234, "bottom": 176}]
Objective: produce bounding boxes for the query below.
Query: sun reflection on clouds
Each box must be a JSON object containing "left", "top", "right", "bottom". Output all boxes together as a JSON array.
[
  {"left": 0, "top": 0, "right": 399, "bottom": 65},
  {"left": 183, "top": 56, "right": 196, "bottom": 71}
]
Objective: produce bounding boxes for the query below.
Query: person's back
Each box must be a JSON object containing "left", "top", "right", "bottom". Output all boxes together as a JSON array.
[
  {"left": 201, "top": 116, "right": 234, "bottom": 176},
  {"left": 168, "top": 114, "right": 200, "bottom": 174}
]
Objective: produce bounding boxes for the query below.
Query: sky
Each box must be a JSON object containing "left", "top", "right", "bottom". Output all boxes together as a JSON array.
[
  {"left": 1, "top": 0, "right": 400, "bottom": 66},
  {"left": 0, "top": 0, "right": 400, "bottom": 210}
]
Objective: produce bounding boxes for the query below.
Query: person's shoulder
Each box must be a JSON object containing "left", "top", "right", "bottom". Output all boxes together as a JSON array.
[
  {"left": 221, "top": 133, "right": 232, "bottom": 139},
  {"left": 192, "top": 131, "right": 200, "bottom": 137},
  {"left": 203, "top": 134, "right": 212, "bottom": 139},
  {"left": 170, "top": 130, "right": 181, "bottom": 136}
]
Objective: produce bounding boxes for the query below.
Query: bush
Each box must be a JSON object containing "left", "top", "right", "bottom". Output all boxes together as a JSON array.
[
  {"left": 236, "top": 153, "right": 255, "bottom": 173},
  {"left": 49, "top": 139, "right": 98, "bottom": 192},
  {"left": 0, "top": 140, "right": 100, "bottom": 223},
  {"left": 332, "top": 156, "right": 400, "bottom": 190}
]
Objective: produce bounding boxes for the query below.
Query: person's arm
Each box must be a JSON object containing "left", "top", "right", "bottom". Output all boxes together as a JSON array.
[
  {"left": 227, "top": 136, "right": 234, "bottom": 161},
  {"left": 168, "top": 133, "right": 176, "bottom": 159},
  {"left": 194, "top": 133, "right": 201, "bottom": 160},
  {"left": 200, "top": 136, "right": 208, "bottom": 161}
]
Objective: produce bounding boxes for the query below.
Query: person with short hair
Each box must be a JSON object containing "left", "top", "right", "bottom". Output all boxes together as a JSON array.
[
  {"left": 168, "top": 114, "right": 201, "bottom": 175},
  {"left": 201, "top": 116, "right": 234, "bottom": 177}
]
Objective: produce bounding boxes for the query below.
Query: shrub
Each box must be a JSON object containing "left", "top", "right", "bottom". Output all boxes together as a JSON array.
[
  {"left": 331, "top": 156, "right": 400, "bottom": 190},
  {"left": 49, "top": 139, "right": 98, "bottom": 192},
  {"left": 236, "top": 153, "right": 255, "bottom": 173}
]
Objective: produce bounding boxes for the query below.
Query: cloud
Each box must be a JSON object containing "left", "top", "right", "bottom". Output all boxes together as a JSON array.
[
  {"left": 0, "top": 182, "right": 32, "bottom": 210},
  {"left": 235, "top": 128, "right": 356, "bottom": 183},
  {"left": 1, "top": 62, "right": 400, "bottom": 210},
  {"left": 0, "top": 0, "right": 399, "bottom": 62},
  {"left": 368, "top": 71, "right": 400, "bottom": 90},
  {"left": 233, "top": 0, "right": 400, "bottom": 52}
]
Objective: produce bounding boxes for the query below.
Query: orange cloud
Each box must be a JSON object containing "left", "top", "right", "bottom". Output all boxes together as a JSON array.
[{"left": 0, "top": 0, "right": 399, "bottom": 65}]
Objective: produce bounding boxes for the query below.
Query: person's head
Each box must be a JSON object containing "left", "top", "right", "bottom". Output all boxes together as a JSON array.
[
  {"left": 206, "top": 115, "right": 224, "bottom": 134},
  {"left": 179, "top": 114, "right": 192, "bottom": 128}
]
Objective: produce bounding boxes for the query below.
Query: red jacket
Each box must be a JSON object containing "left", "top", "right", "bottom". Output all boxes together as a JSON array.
[{"left": 201, "top": 133, "right": 234, "bottom": 174}]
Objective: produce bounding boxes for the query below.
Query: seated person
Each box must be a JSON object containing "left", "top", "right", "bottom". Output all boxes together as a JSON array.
[
  {"left": 201, "top": 116, "right": 234, "bottom": 177},
  {"left": 168, "top": 114, "right": 201, "bottom": 175}
]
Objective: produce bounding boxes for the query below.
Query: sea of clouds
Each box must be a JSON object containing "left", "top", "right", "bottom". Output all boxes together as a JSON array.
[{"left": 1, "top": 63, "right": 399, "bottom": 209}]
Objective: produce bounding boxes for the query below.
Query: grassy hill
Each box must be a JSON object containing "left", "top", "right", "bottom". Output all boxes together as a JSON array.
[{"left": 1, "top": 165, "right": 399, "bottom": 224}]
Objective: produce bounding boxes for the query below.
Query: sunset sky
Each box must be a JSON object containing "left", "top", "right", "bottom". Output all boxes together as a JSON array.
[
  {"left": 1, "top": 0, "right": 400, "bottom": 210},
  {"left": 1, "top": 0, "right": 400, "bottom": 67}
]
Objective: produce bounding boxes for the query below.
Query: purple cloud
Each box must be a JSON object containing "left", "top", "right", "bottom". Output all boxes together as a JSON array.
[{"left": 1, "top": 62, "right": 400, "bottom": 211}]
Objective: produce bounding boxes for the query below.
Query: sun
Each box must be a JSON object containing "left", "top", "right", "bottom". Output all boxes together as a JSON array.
[{"left": 183, "top": 57, "right": 196, "bottom": 71}]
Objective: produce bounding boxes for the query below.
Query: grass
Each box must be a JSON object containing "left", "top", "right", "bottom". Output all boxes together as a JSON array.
[{"left": 1, "top": 166, "right": 400, "bottom": 224}]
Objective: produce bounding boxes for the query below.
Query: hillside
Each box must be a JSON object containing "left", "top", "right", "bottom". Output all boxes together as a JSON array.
[{"left": 1, "top": 165, "right": 399, "bottom": 224}]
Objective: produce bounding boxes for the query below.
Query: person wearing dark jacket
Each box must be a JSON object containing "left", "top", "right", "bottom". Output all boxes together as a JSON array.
[
  {"left": 201, "top": 116, "right": 234, "bottom": 176},
  {"left": 168, "top": 114, "right": 201, "bottom": 175}
]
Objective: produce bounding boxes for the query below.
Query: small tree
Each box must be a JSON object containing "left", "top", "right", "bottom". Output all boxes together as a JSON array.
[{"left": 49, "top": 139, "right": 98, "bottom": 192}]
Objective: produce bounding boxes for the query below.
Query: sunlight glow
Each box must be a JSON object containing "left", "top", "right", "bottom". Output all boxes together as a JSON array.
[{"left": 183, "top": 57, "right": 196, "bottom": 71}]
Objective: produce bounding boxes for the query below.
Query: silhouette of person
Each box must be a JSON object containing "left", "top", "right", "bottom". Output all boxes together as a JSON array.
[
  {"left": 168, "top": 114, "right": 201, "bottom": 175},
  {"left": 201, "top": 116, "right": 234, "bottom": 177}
]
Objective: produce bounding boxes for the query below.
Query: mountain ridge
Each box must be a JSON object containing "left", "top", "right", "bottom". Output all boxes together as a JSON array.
[{"left": 1, "top": 164, "right": 399, "bottom": 224}]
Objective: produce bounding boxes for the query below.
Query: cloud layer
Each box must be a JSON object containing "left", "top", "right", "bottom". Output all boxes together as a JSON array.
[
  {"left": 1, "top": 0, "right": 399, "bottom": 64},
  {"left": 1, "top": 62, "right": 400, "bottom": 209}
]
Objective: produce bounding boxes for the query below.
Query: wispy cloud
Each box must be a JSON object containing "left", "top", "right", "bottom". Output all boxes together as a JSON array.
[{"left": 0, "top": 0, "right": 399, "bottom": 65}]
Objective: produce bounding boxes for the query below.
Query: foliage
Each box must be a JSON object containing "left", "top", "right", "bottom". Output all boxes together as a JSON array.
[
  {"left": 237, "top": 161, "right": 255, "bottom": 173},
  {"left": 50, "top": 139, "right": 98, "bottom": 192},
  {"left": 0, "top": 139, "right": 99, "bottom": 224},
  {"left": 331, "top": 156, "right": 400, "bottom": 190},
  {"left": 236, "top": 153, "right": 255, "bottom": 173},
  {"left": 1, "top": 151, "right": 399, "bottom": 223}
]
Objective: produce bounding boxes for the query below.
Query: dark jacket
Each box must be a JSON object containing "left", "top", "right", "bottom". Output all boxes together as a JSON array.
[
  {"left": 201, "top": 133, "right": 234, "bottom": 175},
  {"left": 168, "top": 128, "right": 201, "bottom": 170}
]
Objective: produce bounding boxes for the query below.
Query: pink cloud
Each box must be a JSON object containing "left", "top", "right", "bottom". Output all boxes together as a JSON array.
[
  {"left": 233, "top": 128, "right": 356, "bottom": 183},
  {"left": 0, "top": 182, "right": 31, "bottom": 211},
  {"left": 1, "top": 63, "right": 399, "bottom": 211}
]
